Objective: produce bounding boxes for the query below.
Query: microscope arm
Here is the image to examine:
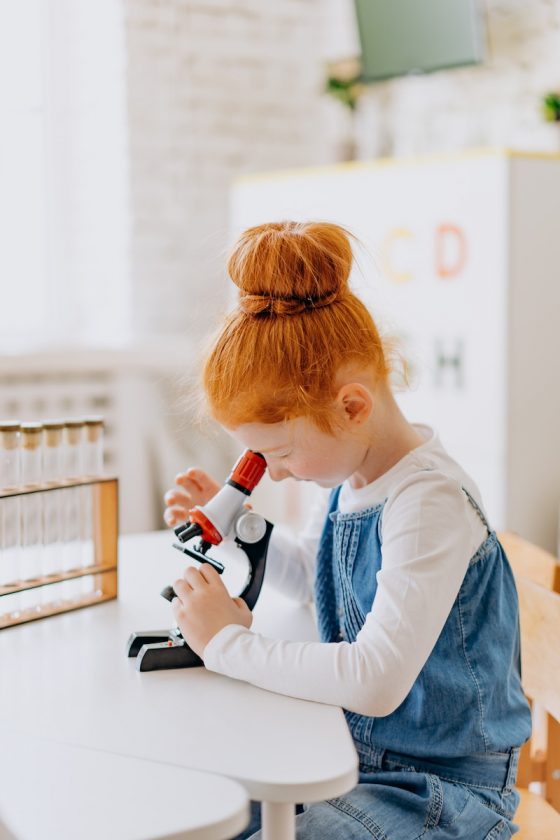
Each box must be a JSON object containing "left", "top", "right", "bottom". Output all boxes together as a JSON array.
[{"left": 126, "top": 519, "right": 273, "bottom": 671}]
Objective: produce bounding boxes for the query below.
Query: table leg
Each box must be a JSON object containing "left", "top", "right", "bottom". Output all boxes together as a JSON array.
[{"left": 261, "top": 802, "right": 295, "bottom": 840}]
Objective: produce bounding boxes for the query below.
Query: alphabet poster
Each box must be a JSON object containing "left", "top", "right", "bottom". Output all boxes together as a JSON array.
[{"left": 231, "top": 151, "right": 560, "bottom": 540}]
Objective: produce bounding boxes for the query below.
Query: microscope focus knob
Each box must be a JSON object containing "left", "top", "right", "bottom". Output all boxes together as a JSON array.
[{"left": 235, "top": 511, "right": 267, "bottom": 544}]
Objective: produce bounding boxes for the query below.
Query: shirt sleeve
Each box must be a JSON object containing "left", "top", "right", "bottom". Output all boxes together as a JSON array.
[
  {"left": 203, "top": 470, "right": 486, "bottom": 716},
  {"left": 260, "top": 488, "right": 330, "bottom": 603}
]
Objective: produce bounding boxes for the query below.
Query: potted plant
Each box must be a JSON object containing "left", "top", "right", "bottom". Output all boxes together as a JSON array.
[
  {"left": 325, "top": 58, "right": 363, "bottom": 112},
  {"left": 542, "top": 92, "right": 560, "bottom": 123},
  {"left": 325, "top": 58, "right": 364, "bottom": 161}
]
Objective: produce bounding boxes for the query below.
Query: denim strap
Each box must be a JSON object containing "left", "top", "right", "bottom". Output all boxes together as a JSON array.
[{"left": 461, "top": 485, "right": 491, "bottom": 536}]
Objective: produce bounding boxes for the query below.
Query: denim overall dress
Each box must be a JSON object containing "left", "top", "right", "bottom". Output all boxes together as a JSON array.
[{"left": 239, "top": 479, "right": 532, "bottom": 840}]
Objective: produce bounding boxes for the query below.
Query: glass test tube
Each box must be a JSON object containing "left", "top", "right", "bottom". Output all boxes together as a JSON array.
[
  {"left": 61, "top": 419, "right": 85, "bottom": 603},
  {"left": 41, "top": 420, "right": 64, "bottom": 607},
  {"left": 81, "top": 417, "right": 104, "bottom": 597},
  {"left": 19, "top": 423, "right": 43, "bottom": 613},
  {"left": 83, "top": 417, "right": 104, "bottom": 476},
  {"left": 0, "top": 421, "right": 21, "bottom": 621}
]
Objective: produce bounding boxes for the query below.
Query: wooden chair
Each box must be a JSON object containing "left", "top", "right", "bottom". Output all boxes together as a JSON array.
[
  {"left": 500, "top": 531, "right": 560, "bottom": 592},
  {"left": 499, "top": 531, "right": 560, "bottom": 838}
]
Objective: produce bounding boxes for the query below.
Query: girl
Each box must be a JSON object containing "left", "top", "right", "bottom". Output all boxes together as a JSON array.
[{"left": 164, "top": 221, "right": 531, "bottom": 839}]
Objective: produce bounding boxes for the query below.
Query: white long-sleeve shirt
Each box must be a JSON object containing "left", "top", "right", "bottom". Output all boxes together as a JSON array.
[{"left": 203, "top": 425, "right": 489, "bottom": 717}]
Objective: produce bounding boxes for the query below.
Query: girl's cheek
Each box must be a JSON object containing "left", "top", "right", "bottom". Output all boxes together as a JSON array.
[{"left": 293, "top": 461, "right": 321, "bottom": 480}]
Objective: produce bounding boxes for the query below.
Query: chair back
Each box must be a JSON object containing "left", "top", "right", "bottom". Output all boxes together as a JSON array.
[
  {"left": 515, "top": 575, "right": 560, "bottom": 723},
  {"left": 499, "top": 531, "right": 560, "bottom": 591},
  {"left": 499, "top": 531, "right": 560, "bottom": 811}
]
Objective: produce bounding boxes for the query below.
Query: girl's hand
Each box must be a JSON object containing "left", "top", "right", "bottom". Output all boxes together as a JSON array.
[
  {"left": 163, "top": 468, "right": 221, "bottom": 528},
  {"left": 171, "top": 564, "right": 253, "bottom": 657}
]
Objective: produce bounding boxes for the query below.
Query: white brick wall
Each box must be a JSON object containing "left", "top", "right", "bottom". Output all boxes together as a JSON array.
[{"left": 124, "top": 0, "right": 331, "bottom": 338}]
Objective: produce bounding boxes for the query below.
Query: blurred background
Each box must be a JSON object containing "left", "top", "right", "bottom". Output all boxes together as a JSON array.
[{"left": 1, "top": 0, "right": 559, "bottom": 541}]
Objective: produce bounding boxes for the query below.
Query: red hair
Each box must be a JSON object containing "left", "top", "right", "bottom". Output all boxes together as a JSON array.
[{"left": 203, "top": 221, "right": 391, "bottom": 432}]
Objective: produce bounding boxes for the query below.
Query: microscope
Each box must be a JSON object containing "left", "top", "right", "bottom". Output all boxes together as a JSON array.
[{"left": 126, "top": 451, "right": 273, "bottom": 671}]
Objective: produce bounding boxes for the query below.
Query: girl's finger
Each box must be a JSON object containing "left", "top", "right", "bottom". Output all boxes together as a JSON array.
[
  {"left": 164, "top": 505, "right": 189, "bottom": 527},
  {"left": 171, "top": 598, "right": 183, "bottom": 622},
  {"left": 232, "top": 597, "right": 252, "bottom": 624},
  {"left": 176, "top": 469, "right": 220, "bottom": 497},
  {"left": 174, "top": 578, "right": 192, "bottom": 598},
  {"left": 232, "top": 597, "right": 249, "bottom": 612},
  {"left": 186, "top": 467, "right": 220, "bottom": 490},
  {"left": 184, "top": 565, "right": 208, "bottom": 589},
  {"left": 164, "top": 487, "right": 191, "bottom": 506},
  {"left": 166, "top": 503, "right": 190, "bottom": 519},
  {"left": 175, "top": 469, "right": 204, "bottom": 492},
  {"left": 197, "top": 563, "right": 222, "bottom": 585}
]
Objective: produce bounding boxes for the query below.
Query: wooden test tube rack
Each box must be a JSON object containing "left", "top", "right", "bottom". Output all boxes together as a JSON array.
[{"left": 0, "top": 477, "right": 118, "bottom": 629}]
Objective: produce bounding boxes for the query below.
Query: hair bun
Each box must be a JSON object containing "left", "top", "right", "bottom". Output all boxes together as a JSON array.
[{"left": 228, "top": 221, "right": 353, "bottom": 316}]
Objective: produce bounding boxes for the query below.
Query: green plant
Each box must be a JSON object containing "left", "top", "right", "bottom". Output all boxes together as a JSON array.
[
  {"left": 543, "top": 92, "right": 560, "bottom": 122},
  {"left": 325, "top": 58, "right": 364, "bottom": 112}
]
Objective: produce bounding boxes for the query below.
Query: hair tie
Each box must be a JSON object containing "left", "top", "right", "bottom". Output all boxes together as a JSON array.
[{"left": 239, "top": 288, "right": 340, "bottom": 316}]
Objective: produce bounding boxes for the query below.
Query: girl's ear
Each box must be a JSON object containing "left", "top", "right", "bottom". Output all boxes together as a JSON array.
[{"left": 336, "top": 383, "right": 373, "bottom": 425}]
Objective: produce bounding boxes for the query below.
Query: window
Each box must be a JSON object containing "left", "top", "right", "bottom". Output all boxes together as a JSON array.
[
  {"left": 0, "top": 1, "right": 131, "bottom": 352},
  {"left": 0, "top": 1, "right": 47, "bottom": 348}
]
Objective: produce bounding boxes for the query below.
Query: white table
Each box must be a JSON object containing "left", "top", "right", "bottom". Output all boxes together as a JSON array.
[
  {"left": 0, "top": 730, "right": 250, "bottom": 840},
  {"left": 0, "top": 531, "right": 358, "bottom": 840}
]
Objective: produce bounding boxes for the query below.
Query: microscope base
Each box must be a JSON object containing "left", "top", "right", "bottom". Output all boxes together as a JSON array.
[{"left": 126, "top": 630, "right": 203, "bottom": 671}]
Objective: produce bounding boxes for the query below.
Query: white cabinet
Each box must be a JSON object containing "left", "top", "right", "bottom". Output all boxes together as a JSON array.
[{"left": 231, "top": 150, "right": 560, "bottom": 551}]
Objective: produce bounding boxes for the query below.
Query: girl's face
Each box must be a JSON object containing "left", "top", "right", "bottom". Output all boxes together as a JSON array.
[{"left": 227, "top": 416, "right": 368, "bottom": 488}]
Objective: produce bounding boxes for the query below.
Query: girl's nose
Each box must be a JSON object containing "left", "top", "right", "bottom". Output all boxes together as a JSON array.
[{"left": 267, "top": 464, "right": 291, "bottom": 482}]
